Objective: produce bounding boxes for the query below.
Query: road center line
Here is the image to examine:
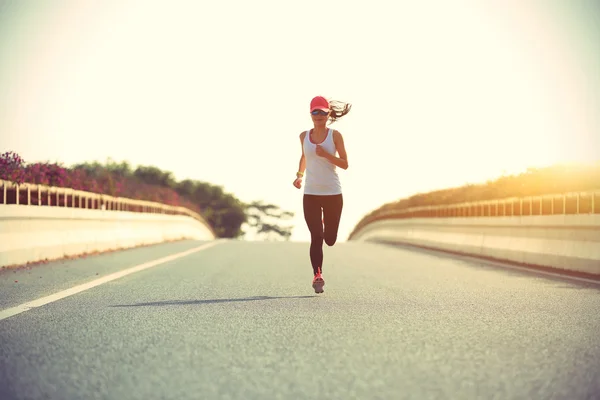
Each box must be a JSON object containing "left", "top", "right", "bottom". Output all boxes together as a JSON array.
[{"left": 0, "top": 240, "right": 224, "bottom": 322}]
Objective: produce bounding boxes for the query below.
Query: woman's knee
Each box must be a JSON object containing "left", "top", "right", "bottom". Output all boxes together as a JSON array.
[{"left": 324, "top": 234, "right": 337, "bottom": 246}]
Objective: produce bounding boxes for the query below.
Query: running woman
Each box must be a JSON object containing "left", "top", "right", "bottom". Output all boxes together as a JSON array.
[{"left": 293, "top": 95, "right": 351, "bottom": 293}]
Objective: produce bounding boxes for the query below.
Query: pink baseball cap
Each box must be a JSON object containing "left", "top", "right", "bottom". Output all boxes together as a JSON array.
[{"left": 310, "top": 96, "right": 330, "bottom": 112}]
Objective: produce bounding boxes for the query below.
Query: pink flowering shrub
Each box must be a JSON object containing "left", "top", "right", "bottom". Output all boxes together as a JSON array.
[
  {"left": 0, "top": 151, "right": 26, "bottom": 184},
  {"left": 0, "top": 151, "right": 202, "bottom": 215}
]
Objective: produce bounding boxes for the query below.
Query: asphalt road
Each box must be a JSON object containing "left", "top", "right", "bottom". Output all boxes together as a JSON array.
[{"left": 1, "top": 239, "right": 599, "bottom": 400}]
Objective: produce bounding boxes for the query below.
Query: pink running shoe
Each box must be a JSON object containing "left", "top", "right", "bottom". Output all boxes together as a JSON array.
[{"left": 312, "top": 268, "right": 325, "bottom": 294}]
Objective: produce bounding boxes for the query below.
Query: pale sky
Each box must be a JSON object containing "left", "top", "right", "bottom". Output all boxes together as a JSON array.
[{"left": 1, "top": 0, "right": 599, "bottom": 242}]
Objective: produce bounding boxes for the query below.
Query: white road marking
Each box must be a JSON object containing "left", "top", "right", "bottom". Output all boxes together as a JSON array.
[{"left": 0, "top": 240, "right": 224, "bottom": 322}]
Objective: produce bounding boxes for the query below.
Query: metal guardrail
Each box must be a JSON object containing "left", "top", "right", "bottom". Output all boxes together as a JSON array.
[
  {"left": 0, "top": 179, "right": 214, "bottom": 234},
  {"left": 349, "top": 189, "right": 600, "bottom": 237}
]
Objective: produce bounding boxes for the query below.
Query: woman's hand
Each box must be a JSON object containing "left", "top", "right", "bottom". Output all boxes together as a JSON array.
[
  {"left": 315, "top": 145, "right": 329, "bottom": 158},
  {"left": 293, "top": 177, "right": 302, "bottom": 189}
]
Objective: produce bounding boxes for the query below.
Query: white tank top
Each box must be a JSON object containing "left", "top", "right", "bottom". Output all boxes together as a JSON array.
[{"left": 303, "top": 128, "right": 342, "bottom": 195}]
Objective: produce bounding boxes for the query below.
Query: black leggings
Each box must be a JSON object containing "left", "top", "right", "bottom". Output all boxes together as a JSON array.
[{"left": 303, "top": 194, "right": 343, "bottom": 275}]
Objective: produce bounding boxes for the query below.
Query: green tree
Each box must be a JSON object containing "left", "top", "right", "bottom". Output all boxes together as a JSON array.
[
  {"left": 134, "top": 165, "right": 176, "bottom": 189},
  {"left": 174, "top": 180, "right": 247, "bottom": 238},
  {"left": 244, "top": 201, "right": 294, "bottom": 240},
  {"left": 73, "top": 159, "right": 296, "bottom": 240}
]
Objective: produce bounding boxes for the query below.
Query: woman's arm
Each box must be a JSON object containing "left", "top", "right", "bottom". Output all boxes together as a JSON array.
[
  {"left": 293, "top": 132, "right": 306, "bottom": 188},
  {"left": 316, "top": 130, "right": 349, "bottom": 170},
  {"left": 297, "top": 131, "right": 306, "bottom": 177}
]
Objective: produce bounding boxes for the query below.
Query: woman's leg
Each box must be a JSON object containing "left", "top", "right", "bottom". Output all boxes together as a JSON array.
[
  {"left": 303, "top": 194, "right": 324, "bottom": 275},
  {"left": 323, "top": 194, "right": 343, "bottom": 246}
]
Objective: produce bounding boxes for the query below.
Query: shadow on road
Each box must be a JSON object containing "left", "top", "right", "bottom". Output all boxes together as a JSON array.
[{"left": 109, "top": 295, "right": 317, "bottom": 307}]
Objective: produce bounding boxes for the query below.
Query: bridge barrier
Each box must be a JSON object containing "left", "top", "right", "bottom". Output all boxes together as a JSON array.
[
  {"left": 0, "top": 180, "right": 216, "bottom": 268},
  {"left": 348, "top": 190, "right": 600, "bottom": 277}
]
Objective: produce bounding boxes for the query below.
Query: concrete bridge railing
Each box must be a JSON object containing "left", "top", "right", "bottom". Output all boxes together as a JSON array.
[
  {"left": 349, "top": 190, "right": 600, "bottom": 278},
  {"left": 0, "top": 180, "right": 215, "bottom": 268}
]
